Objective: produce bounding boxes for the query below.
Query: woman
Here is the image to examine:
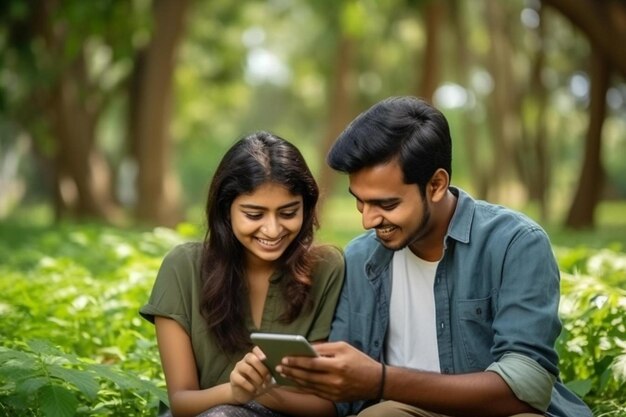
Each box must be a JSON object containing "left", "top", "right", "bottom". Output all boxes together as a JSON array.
[{"left": 140, "top": 131, "right": 344, "bottom": 417}]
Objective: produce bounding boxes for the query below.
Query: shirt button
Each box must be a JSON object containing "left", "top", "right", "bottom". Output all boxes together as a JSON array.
[
  {"left": 476, "top": 307, "right": 482, "bottom": 315},
  {"left": 440, "top": 322, "right": 445, "bottom": 329},
  {"left": 374, "top": 340, "right": 379, "bottom": 347}
]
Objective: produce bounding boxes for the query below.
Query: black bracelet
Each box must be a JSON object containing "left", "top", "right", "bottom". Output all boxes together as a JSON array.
[{"left": 377, "top": 362, "right": 386, "bottom": 400}]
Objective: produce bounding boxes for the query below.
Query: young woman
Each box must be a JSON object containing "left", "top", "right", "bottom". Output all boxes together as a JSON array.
[{"left": 140, "top": 132, "right": 344, "bottom": 417}]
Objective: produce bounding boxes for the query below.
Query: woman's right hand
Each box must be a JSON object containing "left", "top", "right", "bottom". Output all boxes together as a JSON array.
[{"left": 229, "top": 346, "right": 273, "bottom": 404}]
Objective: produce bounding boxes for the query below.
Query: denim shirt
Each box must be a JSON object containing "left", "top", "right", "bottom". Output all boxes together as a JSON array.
[{"left": 329, "top": 187, "right": 592, "bottom": 417}]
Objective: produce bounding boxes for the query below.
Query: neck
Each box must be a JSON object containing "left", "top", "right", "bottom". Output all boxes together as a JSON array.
[{"left": 409, "top": 189, "right": 457, "bottom": 261}]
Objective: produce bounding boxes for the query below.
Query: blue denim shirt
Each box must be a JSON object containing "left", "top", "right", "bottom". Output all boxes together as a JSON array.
[{"left": 329, "top": 187, "right": 592, "bottom": 417}]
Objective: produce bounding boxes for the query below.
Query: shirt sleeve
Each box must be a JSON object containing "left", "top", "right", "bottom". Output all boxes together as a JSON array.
[
  {"left": 139, "top": 243, "right": 197, "bottom": 335},
  {"left": 306, "top": 245, "right": 346, "bottom": 342},
  {"left": 490, "top": 227, "right": 561, "bottom": 411},
  {"left": 486, "top": 352, "right": 556, "bottom": 412}
]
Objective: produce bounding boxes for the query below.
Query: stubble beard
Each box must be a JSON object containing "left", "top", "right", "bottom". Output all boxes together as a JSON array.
[{"left": 381, "top": 204, "right": 432, "bottom": 252}]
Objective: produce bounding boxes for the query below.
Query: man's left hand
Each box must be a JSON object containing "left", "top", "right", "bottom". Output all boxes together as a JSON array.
[{"left": 276, "top": 341, "right": 382, "bottom": 402}]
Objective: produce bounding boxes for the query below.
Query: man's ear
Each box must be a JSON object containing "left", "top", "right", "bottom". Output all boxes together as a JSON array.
[{"left": 429, "top": 169, "right": 449, "bottom": 203}]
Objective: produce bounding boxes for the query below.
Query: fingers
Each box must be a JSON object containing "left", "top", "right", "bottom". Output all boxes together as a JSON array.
[
  {"left": 275, "top": 342, "right": 379, "bottom": 402},
  {"left": 252, "top": 345, "right": 267, "bottom": 361},
  {"left": 273, "top": 366, "right": 344, "bottom": 401},
  {"left": 311, "top": 341, "right": 347, "bottom": 357},
  {"left": 231, "top": 352, "right": 271, "bottom": 394},
  {"left": 280, "top": 342, "right": 350, "bottom": 370}
]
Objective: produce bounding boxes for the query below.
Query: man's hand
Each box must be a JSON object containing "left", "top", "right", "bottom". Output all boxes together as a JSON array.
[
  {"left": 276, "top": 341, "right": 382, "bottom": 402},
  {"left": 229, "top": 346, "right": 274, "bottom": 404}
]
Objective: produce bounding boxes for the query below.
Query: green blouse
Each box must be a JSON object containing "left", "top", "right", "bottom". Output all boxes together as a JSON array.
[{"left": 140, "top": 242, "right": 345, "bottom": 389}]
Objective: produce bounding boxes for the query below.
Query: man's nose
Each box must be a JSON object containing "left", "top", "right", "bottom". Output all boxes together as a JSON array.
[{"left": 361, "top": 204, "right": 382, "bottom": 230}]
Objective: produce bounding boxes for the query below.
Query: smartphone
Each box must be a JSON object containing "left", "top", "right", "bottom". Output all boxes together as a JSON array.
[{"left": 250, "top": 332, "right": 318, "bottom": 386}]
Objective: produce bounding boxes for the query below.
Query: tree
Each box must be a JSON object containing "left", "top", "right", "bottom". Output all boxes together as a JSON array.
[
  {"left": 0, "top": 0, "right": 188, "bottom": 226},
  {"left": 0, "top": 0, "right": 138, "bottom": 222},
  {"left": 312, "top": 0, "right": 361, "bottom": 206},
  {"left": 131, "top": 0, "right": 189, "bottom": 226},
  {"left": 541, "top": 0, "right": 626, "bottom": 228}
]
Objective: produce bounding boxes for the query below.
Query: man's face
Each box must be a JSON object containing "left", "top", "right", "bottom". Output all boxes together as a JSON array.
[{"left": 348, "top": 159, "right": 432, "bottom": 251}]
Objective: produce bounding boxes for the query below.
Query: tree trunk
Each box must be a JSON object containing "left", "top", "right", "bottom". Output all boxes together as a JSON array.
[
  {"left": 33, "top": 3, "right": 119, "bottom": 222},
  {"left": 316, "top": 35, "right": 355, "bottom": 208},
  {"left": 132, "top": 0, "right": 189, "bottom": 226},
  {"left": 448, "top": 0, "right": 488, "bottom": 199},
  {"left": 484, "top": 0, "right": 521, "bottom": 203},
  {"left": 524, "top": 7, "right": 551, "bottom": 222},
  {"left": 565, "top": 48, "right": 610, "bottom": 229},
  {"left": 416, "top": 1, "right": 445, "bottom": 102}
]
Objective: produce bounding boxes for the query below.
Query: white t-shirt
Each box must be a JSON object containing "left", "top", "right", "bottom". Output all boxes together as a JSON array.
[{"left": 385, "top": 247, "right": 441, "bottom": 372}]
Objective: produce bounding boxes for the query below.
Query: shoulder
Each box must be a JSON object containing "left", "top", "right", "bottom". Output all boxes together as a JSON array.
[
  {"left": 344, "top": 230, "right": 388, "bottom": 263},
  {"left": 164, "top": 241, "right": 202, "bottom": 260},
  {"left": 159, "top": 241, "right": 203, "bottom": 275},
  {"left": 344, "top": 230, "right": 378, "bottom": 254},
  {"left": 473, "top": 200, "right": 549, "bottom": 241},
  {"left": 454, "top": 187, "right": 545, "bottom": 237},
  {"left": 312, "top": 244, "right": 343, "bottom": 263},
  {"left": 310, "top": 244, "right": 344, "bottom": 276}
]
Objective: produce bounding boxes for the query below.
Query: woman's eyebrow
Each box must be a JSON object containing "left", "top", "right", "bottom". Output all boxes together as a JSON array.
[{"left": 238, "top": 200, "right": 302, "bottom": 210}]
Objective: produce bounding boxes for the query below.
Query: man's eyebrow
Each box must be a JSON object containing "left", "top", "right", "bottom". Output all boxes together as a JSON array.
[
  {"left": 238, "top": 200, "right": 302, "bottom": 210},
  {"left": 348, "top": 188, "right": 399, "bottom": 205}
]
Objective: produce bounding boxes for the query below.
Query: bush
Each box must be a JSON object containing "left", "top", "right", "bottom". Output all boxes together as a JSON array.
[
  {"left": 0, "top": 223, "right": 624, "bottom": 415},
  {"left": 556, "top": 246, "right": 626, "bottom": 416},
  {"left": 0, "top": 223, "right": 195, "bottom": 416}
]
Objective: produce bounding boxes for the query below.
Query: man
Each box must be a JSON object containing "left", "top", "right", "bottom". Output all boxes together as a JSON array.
[{"left": 277, "top": 97, "right": 592, "bottom": 417}]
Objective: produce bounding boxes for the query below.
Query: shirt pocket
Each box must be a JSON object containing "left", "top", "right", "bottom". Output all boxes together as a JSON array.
[{"left": 456, "top": 295, "right": 494, "bottom": 370}]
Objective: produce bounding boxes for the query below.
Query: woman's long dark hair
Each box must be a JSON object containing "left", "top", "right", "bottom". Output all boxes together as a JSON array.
[{"left": 200, "top": 131, "right": 320, "bottom": 353}]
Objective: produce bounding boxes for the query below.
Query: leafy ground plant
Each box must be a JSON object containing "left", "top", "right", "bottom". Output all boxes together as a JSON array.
[
  {"left": 0, "top": 340, "right": 167, "bottom": 417},
  {"left": 556, "top": 246, "right": 626, "bottom": 416},
  {"left": 0, "top": 223, "right": 196, "bottom": 416},
  {"left": 1, "top": 222, "right": 625, "bottom": 415}
]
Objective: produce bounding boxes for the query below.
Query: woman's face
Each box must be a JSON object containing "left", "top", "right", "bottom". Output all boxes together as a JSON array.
[{"left": 230, "top": 181, "right": 304, "bottom": 268}]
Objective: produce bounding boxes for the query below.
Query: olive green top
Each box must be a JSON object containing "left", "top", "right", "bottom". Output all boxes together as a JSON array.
[{"left": 140, "top": 241, "right": 345, "bottom": 389}]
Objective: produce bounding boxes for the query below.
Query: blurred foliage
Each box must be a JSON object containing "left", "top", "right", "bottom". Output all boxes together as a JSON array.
[{"left": 1, "top": 0, "right": 624, "bottom": 222}]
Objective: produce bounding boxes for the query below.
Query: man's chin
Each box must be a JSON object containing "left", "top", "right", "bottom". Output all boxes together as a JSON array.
[{"left": 379, "top": 238, "right": 408, "bottom": 252}]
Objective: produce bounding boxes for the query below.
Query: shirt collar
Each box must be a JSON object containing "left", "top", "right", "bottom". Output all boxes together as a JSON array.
[{"left": 445, "top": 186, "right": 475, "bottom": 244}]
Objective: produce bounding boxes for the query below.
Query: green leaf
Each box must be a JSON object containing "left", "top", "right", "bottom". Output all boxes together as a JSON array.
[
  {"left": 16, "top": 376, "right": 48, "bottom": 394},
  {"left": 38, "top": 385, "right": 78, "bottom": 417},
  {"left": 0, "top": 347, "right": 37, "bottom": 365},
  {"left": 27, "top": 339, "right": 64, "bottom": 356},
  {"left": 565, "top": 379, "right": 593, "bottom": 397},
  {"left": 87, "top": 364, "right": 134, "bottom": 389},
  {"left": 0, "top": 366, "right": 39, "bottom": 383},
  {"left": 48, "top": 364, "right": 99, "bottom": 400}
]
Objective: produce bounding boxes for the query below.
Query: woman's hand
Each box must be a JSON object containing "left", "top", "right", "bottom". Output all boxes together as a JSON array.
[{"left": 229, "top": 346, "right": 273, "bottom": 404}]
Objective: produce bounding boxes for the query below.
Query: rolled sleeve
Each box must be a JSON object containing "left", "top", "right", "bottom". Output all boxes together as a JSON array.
[
  {"left": 487, "top": 352, "right": 556, "bottom": 412},
  {"left": 492, "top": 227, "right": 562, "bottom": 375},
  {"left": 139, "top": 243, "right": 197, "bottom": 335}
]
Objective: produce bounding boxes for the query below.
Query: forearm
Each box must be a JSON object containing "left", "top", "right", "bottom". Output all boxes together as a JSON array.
[
  {"left": 258, "top": 388, "right": 336, "bottom": 417},
  {"left": 168, "top": 383, "right": 235, "bottom": 417},
  {"left": 384, "top": 367, "right": 537, "bottom": 417}
]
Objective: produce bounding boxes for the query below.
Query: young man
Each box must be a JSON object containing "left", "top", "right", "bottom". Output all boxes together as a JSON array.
[{"left": 277, "top": 97, "right": 592, "bottom": 417}]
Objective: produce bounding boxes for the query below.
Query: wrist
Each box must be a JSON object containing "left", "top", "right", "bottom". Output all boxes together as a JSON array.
[
  {"left": 376, "top": 363, "right": 386, "bottom": 400},
  {"left": 225, "top": 382, "right": 244, "bottom": 405}
]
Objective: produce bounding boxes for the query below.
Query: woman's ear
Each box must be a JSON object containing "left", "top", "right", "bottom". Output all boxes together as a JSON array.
[{"left": 429, "top": 169, "right": 449, "bottom": 203}]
